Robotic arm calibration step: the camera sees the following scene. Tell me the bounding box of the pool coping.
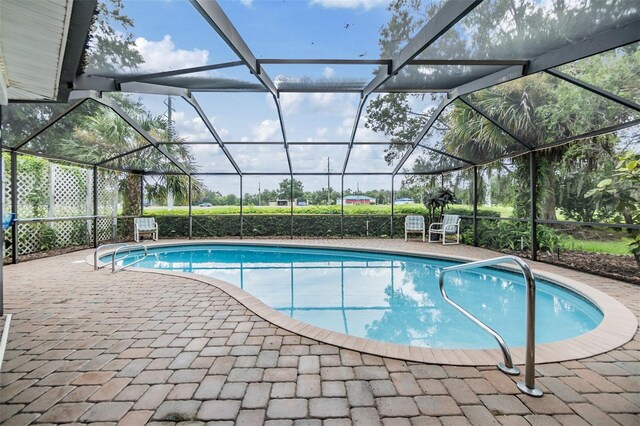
[88,239,638,366]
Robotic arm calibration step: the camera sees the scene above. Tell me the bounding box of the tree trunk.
[485,168,492,207]
[540,170,557,221]
[122,174,141,216]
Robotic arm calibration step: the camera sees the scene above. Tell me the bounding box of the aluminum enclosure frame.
[1,0,638,268]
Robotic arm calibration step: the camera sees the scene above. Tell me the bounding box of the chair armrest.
[429,222,443,231]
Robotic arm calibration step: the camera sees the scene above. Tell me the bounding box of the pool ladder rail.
[94,243,149,273]
[439,255,543,397]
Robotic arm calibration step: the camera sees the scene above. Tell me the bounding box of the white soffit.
[0,0,74,103]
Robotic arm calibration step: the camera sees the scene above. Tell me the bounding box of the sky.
[103,0,440,193]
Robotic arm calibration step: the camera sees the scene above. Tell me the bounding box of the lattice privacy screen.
[1,154,134,257]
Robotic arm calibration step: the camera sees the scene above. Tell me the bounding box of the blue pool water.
[109,244,603,350]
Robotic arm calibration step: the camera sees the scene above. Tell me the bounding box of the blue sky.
[112,0,415,192]
[100,0,445,194]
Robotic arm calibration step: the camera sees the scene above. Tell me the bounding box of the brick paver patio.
[0,239,638,425]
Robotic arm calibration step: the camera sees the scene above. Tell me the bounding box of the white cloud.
[172,111,211,141]
[279,92,304,114]
[133,35,209,72]
[240,0,253,6]
[310,0,389,10]
[323,66,335,78]
[251,119,281,142]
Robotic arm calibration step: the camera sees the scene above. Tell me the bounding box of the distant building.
[395,198,415,205]
[268,199,297,207]
[337,195,376,205]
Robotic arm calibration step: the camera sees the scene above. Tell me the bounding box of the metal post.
[0,106,3,316]
[10,152,18,265]
[140,175,144,216]
[327,157,331,205]
[530,152,537,261]
[290,176,294,239]
[390,175,395,238]
[473,166,478,247]
[340,175,344,239]
[93,166,98,248]
[518,260,542,397]
[239,176,243,239]
[188,175,193,239]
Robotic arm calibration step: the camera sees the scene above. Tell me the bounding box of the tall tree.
[276,178,305,200]
[368,0,639,221]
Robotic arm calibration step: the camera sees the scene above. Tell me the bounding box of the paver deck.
[1,239,638,425]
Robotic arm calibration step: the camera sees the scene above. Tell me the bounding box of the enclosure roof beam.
[183,94,242,175]
[362,0,483,97]
[409,59,529,66]
[396,165,469,175]
[532,118,640,153]
[257,59,528,66]
[528,19,640,74]
[118,82,190,97]
[417,143,476,166]
[111,61,245,84]
[450,18,640,99]
[17,147,96,168]
[545,69,640,113]
[391,96,454,176]
[95,144,152,167]
[158,141,413,145]
[271,94,293,175]
[341,95,369,175]
[458,97,533,150]
[12,98,87,151]
[90,94,191,176]
[190,0,278,96]
[449,65,524,99]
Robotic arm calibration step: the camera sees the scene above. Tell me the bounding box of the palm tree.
[56,99,202,215]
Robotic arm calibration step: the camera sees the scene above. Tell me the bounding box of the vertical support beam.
[188,175,193,240]
[530,152,538,261]
[239,176,243,239]
[93,166,98,248]
[290,176,294,239]
[390,175,395,238]
[10,152,18,265]
[140,175,144,216]
[0,106,4,316]
[473,166,478,247]
[340,175,344,239]
[86,169,92,245]
[48,163,55,218]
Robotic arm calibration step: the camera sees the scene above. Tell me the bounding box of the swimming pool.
[107,243,603,351]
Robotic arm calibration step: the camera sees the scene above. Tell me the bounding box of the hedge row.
[151,208,500,239]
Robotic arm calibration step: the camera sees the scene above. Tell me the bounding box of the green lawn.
[559,236,632,255]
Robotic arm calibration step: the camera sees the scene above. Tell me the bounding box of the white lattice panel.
[17,157,50,218]
[52,164,91,217]
[2,155,11,214]
[98,169,119,216]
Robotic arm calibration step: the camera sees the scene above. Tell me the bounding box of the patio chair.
[428,214,461,245]
[404,215,426,242]
[134,217,158,242]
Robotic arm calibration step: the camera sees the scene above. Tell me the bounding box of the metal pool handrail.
[111,244,148,273]
[94,243,129,270]
[439,255,543,397]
